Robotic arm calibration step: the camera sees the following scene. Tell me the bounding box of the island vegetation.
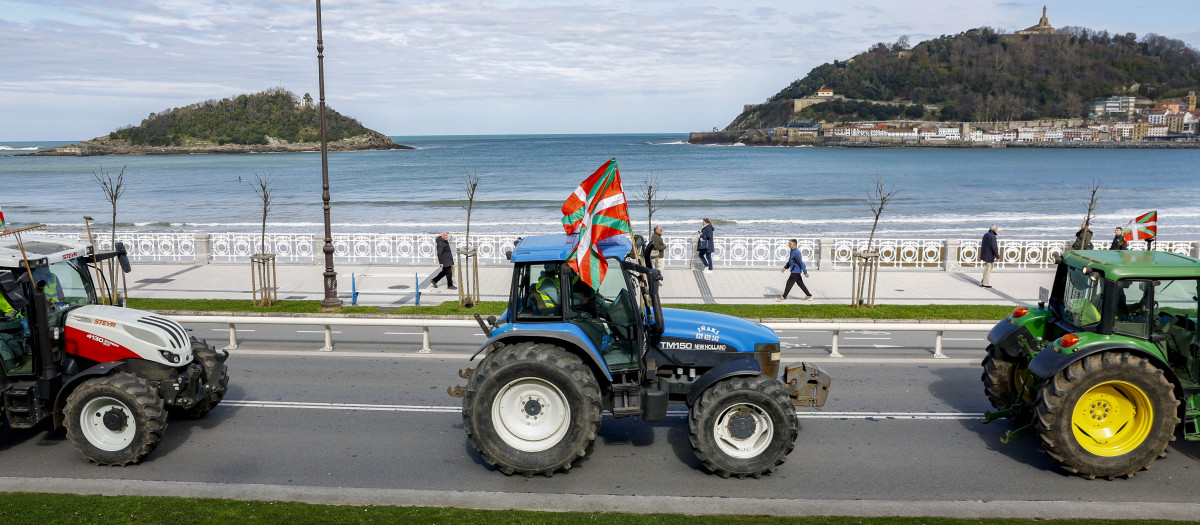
[35,88,408,156]
[770,27,1199,124]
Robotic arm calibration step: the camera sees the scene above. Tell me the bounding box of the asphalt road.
[3,328,1200,519]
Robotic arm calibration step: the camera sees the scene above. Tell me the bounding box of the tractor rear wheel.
[64,372,167,466]
[981,344,1033,422]
[462,342,602,477]
[1035,352,1179,479]
[173,340,229,419]
[689,374,797,478]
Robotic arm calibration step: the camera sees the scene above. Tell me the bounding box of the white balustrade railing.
[40,232,1200,269]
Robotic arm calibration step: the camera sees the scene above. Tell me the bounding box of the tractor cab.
[509,236,644,372]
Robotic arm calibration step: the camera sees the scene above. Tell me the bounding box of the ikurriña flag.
[1123,211,1157,243]
[0,203,5,229]
[561,158,632,289]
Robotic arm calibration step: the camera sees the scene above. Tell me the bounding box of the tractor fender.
[987,321,1038,359]
[686,358,762,408]
[52,360,127,427]
[472,329,612,383]
[1028,343,1183,399]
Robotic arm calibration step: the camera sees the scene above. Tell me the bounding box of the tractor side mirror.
[0,271,29,313]
[1150,333,1168,344]
[116,241,132,273]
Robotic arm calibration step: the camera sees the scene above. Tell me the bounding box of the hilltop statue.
[1018,6,1055,35]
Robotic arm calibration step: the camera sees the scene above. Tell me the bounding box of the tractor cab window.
[0,269,33,376]
[1150,279,1200,378]
[515,263,564,321]
[1113,280,1152,338]
[1063,266,1103,328]
[566,259,639,371]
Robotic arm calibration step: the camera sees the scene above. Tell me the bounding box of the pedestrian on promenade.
[697,219,714,273]
[431,231,457,290]
[649,225,666,272]
[1110,227,1126,250]
[778,239,812,301]
[980,224,999,288]
[1070,221,1094,251]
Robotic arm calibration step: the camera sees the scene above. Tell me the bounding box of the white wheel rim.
[492,377,570,452]
[79,396,136,452]
[713,402,774,459]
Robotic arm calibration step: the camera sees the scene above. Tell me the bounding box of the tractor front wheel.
[64,372,167,466]
[689,374,797,478]
[462,342,602,476]
[1035,352,1179,479]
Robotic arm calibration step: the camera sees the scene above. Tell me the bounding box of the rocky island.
[34,88,412,156]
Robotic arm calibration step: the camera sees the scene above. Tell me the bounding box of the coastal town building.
[1091,96,1137,116]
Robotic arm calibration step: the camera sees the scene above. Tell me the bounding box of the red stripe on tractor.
[65,326,140,362]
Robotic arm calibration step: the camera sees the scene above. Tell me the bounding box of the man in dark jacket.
[1110,227,1126,250]
[431,232,456,290]
[1071,222,1094,251]
[778,239,812,301]
[980,225,999,288]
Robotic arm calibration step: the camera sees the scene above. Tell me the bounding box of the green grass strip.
[126,298,1012,321]
[0,493,1182,525]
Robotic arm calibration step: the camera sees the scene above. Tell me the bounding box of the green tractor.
[982,249,1200,479]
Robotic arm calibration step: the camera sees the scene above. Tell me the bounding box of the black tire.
[1035,352,1179,479]
[64,372,167,466]
[688,374,798,478]
[462,342,602,477]
[173,339,230,419]
[981,344,1033,421]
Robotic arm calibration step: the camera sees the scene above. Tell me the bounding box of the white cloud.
[1,0,1198,140]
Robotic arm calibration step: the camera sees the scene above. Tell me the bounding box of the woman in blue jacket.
[697,218,715,272]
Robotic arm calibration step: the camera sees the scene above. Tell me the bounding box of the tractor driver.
[534,270,562,315]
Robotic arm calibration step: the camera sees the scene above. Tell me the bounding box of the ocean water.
[1,134,1198,240]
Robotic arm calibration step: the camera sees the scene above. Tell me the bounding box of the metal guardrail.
[172,315,994,358]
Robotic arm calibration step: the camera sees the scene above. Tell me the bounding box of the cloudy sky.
[2,0,1198,141]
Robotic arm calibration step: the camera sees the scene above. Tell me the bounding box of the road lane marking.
[845,337,892,340]
[219,400,984,419]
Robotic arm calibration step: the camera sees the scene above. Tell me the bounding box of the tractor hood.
[659,307,778,353]
[64,305,193,367]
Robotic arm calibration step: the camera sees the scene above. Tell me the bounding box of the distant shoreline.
[687,132,1200,149]
[27,131,413,157]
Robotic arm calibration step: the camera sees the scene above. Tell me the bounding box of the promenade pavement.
[120,261,1050,308]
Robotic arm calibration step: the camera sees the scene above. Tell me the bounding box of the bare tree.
[865,176,900,247]
[93,165,127,303]
[1074,179,1104,250]
[634,172,664,237]
[251,172,273,254]
[459,170,481,306]
[854,176,901,308]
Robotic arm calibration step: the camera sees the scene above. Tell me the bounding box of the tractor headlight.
[158,350,180,364]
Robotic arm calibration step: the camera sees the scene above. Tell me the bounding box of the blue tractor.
[449,234,830,478]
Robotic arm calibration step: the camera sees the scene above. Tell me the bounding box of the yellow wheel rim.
[1013,364,1033,403]
[1071,380,1153,457]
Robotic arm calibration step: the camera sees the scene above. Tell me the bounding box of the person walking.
[649,225,666,272]
[1070,221,1094,251]
[778,239,812,301]
[980,224,999,288]
[697,219,714,273]
[1110,227,1126,250]
[431,231,457,290]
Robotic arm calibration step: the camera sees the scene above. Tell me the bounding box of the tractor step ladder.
[1185,394,1200,441]
[3,382,39,428]
[610,382,642,418]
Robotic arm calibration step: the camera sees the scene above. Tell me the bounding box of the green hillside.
[108,88,374,146]
[768,27,1200,123]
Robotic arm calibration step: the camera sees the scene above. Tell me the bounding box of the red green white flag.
[561,159,632,289]
[0,203,5,229]
[1123,211,1157,242]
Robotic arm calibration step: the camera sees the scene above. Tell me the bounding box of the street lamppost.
[315,0,342,309]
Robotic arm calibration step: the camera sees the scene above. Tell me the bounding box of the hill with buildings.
[36,88,409,155]
[726,9,1200,130]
